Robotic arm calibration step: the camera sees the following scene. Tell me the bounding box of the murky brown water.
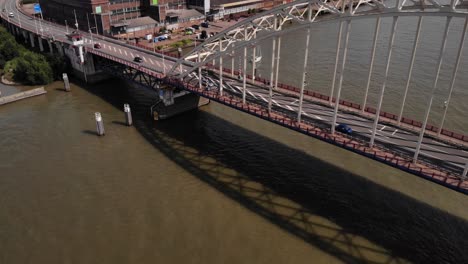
[1,78,467,263]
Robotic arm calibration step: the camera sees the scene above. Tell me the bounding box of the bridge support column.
[330,21,344,105]
[219,38,223,96]
[251,46,256,80]
[38,36,44,52]
[198,53,202,89]
[242,45,247,104]
[231,47,235,77]
[398,16,422,124]
[21,30,27,43]
[362,17,381,114]
[29,32,35,48]
[298,28,311,123]
[463,162,468,179]
[274,36,281,90]
[55,42,64,56]
[331,20,351,135]
[48,41,54,54]
[438,17,468,136]
[370,16,399,147]
[268,18,278,114]
[414,17,452,163]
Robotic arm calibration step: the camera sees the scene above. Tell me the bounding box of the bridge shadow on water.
[82,79,468,264]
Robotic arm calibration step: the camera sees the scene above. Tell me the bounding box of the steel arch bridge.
[2,0,468,193]
[166,0,468,181]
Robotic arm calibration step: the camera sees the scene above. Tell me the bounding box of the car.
[93,43,101,49]
[158,34,169,41]
[192,24,200,30]
[201,22,209,28]
[8,12,14,18]
[185,30,193,35]
[335,124,353,135]
[133,56,143,63]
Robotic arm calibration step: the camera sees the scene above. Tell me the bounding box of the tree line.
[0,25,67,85]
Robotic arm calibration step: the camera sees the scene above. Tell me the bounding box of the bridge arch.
[169,0,468,78]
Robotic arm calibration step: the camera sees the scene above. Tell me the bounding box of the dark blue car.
[336,124,353,135]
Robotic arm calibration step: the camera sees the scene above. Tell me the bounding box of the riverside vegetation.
[0,25,67,85]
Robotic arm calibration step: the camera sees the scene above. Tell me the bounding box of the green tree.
[14,52,53,85]
[0,39,20,60]
[45,53,68,80]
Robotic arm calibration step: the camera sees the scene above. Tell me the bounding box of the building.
[37,0,292,36]
[38,0,143,35]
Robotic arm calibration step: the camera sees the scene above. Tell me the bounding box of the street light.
[89,28,95,48]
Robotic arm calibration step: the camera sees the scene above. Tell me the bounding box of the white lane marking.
[247,90,257,99]
[259,95,268,102]
[392,129,398,135]
[119,49,122,54]
[423,144,449,154]
[149,59,154,65]
[107,45,111,50]
[313,115,323,120]
[379,125,386,131]
[143,57,147,62]
[113,47,117,52]
[103,44,106,48]
[124,50,128,56]
[448,161,465,169]
[272,99,280,106]
[291,99,298,105]
[285,105,293,111]
[130,52,134,58]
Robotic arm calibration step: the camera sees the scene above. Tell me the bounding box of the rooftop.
[113,16,157,28]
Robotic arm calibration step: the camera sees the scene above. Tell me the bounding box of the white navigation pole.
[413,17,452,163]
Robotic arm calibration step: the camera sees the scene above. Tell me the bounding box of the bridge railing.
[207,63,468,145]
[163,77,467,194]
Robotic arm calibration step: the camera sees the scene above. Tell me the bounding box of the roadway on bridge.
[2,0,467,177]
[193,71,468,174]
[0,0,188,74]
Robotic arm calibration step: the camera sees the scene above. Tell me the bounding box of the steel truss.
[169,0,468,78]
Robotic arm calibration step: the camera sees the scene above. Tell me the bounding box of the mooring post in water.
[63,73,70,92]
[95,112,105,136]
[124,104,133,126]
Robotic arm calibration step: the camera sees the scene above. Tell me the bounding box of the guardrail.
[165,78,468,195]
[214,65,468,144]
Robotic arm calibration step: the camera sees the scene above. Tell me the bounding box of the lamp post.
[89,29,94,48]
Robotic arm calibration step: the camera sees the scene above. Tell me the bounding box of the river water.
[1,11,468,264]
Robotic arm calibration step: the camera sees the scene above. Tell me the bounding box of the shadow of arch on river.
[81,78,468,264]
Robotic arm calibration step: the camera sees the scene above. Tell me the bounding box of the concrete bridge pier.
[48,41,53,54]
[29,32,35,48]
[55,42,64,56]
[37,36,44,52]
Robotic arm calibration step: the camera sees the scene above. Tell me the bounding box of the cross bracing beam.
[169,0,468,78]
